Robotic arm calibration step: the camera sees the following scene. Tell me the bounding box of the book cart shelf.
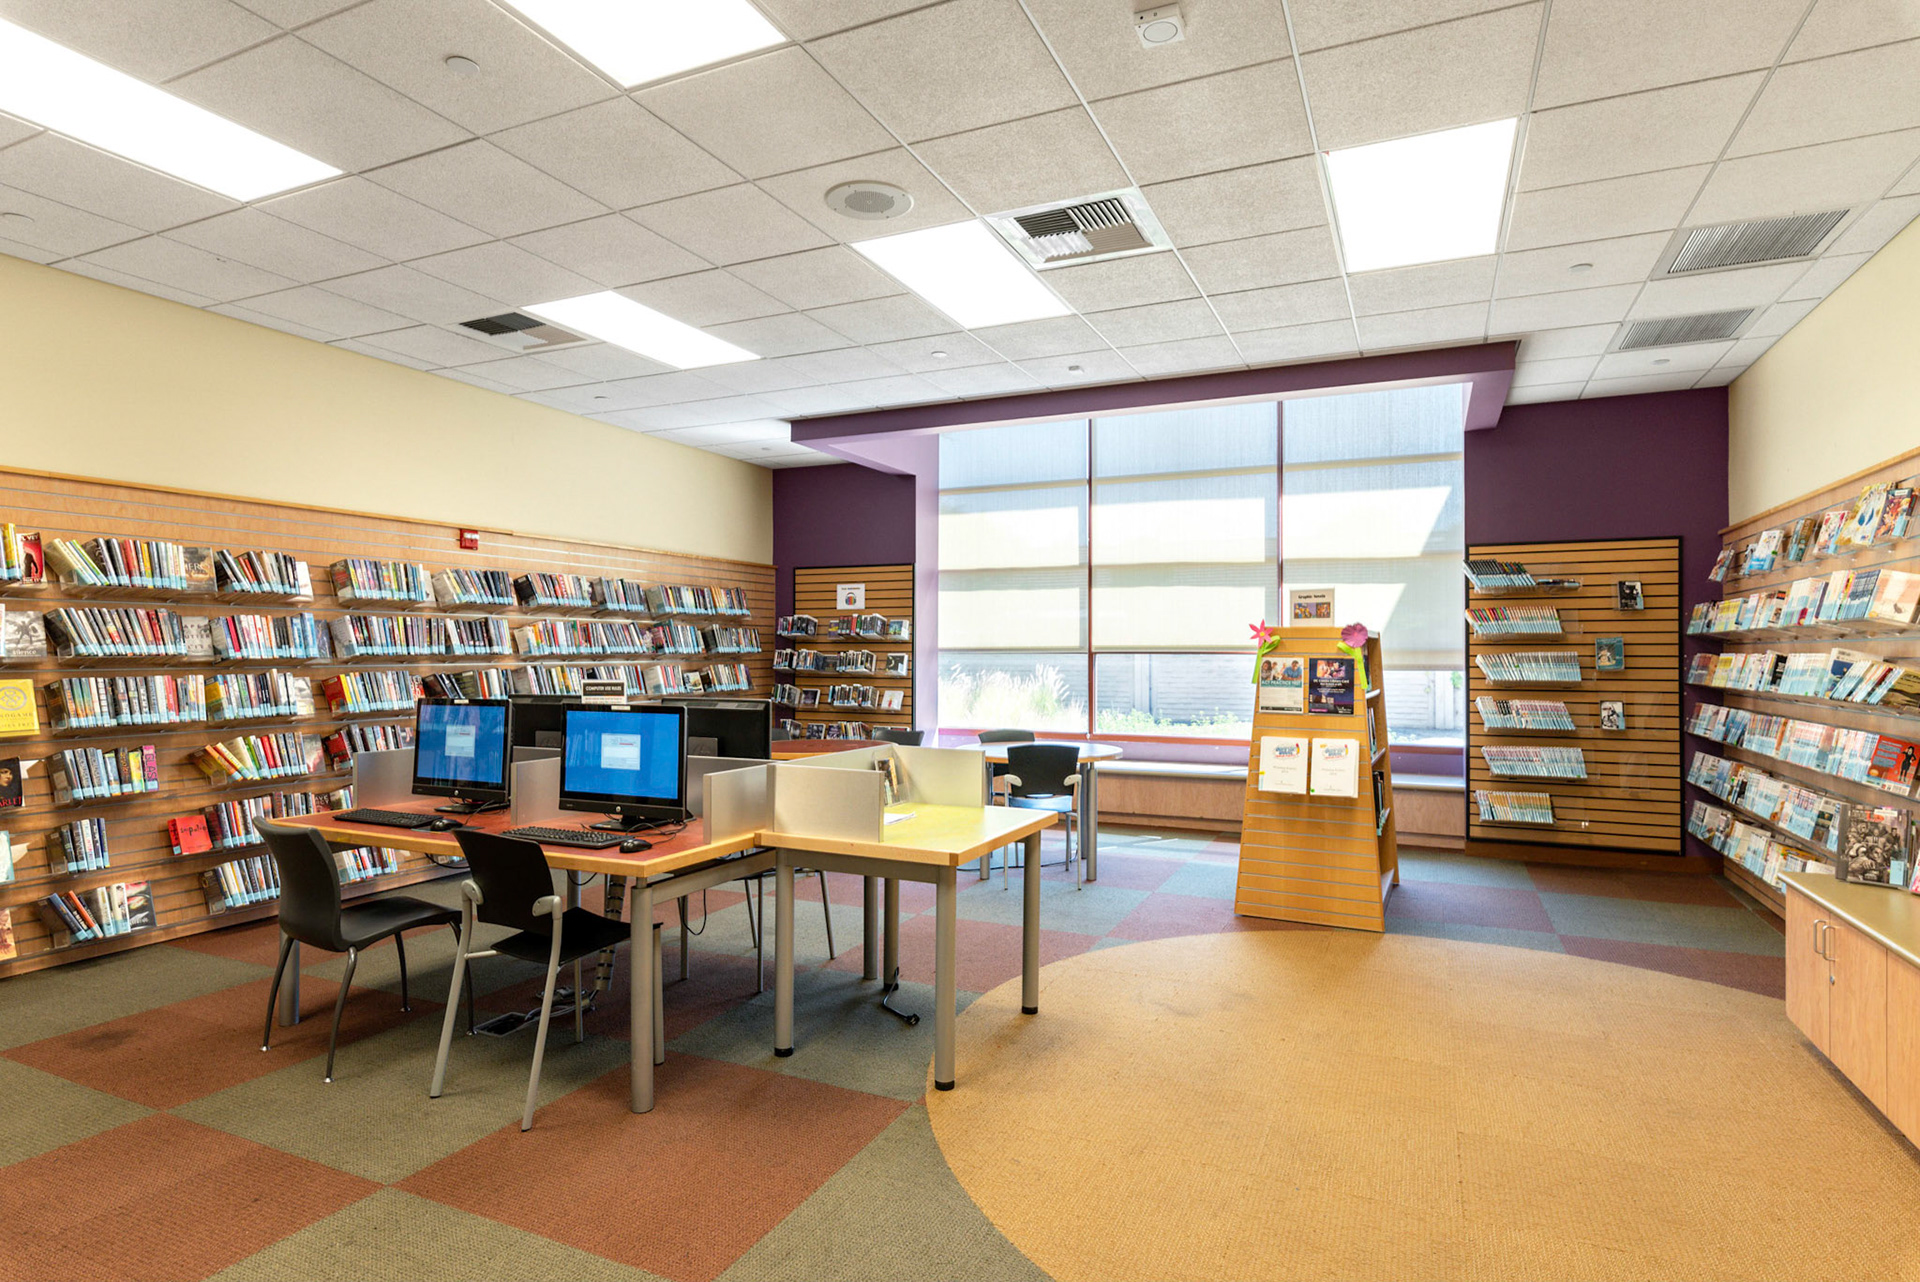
[1465,538,1685,864]
[0,467,771,976]
[774,563,915,740]
[1688,445,1920,918]
[1234,628,1398,931]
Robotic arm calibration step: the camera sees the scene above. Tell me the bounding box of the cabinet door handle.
[1814,919,1828,959]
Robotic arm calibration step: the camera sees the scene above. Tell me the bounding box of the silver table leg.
[933,866,957,1090]
[629,878,656,1113]
[773,854,795,1057]
[862,875,881,981]
[678,897,690,981]
[277,940,300,1026]
[1080,760,1099,882]
[1022,831,1041,1014]
[883,878,900,980]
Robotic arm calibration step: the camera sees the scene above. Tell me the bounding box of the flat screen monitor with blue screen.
[413,698,512,813]
[559,705,686,829]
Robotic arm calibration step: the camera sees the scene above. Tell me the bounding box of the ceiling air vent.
[458,311,585,352]
[985,189,1172,269]
[1662,210,1848,275]
[1616,310,1754,351]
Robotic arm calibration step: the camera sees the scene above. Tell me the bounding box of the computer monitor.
[558,704,687,831]
[658,699,772,760]
[508,694,576,751]
[412,698,512,814]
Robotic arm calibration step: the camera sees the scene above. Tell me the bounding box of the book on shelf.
[50,817,111,873]
[430,567,513,608]
[1480,746,1587,779]
[212,549,308,597]
[1839,804,1910,888]
[1475,790,1554,824]
[330,558,431,604]
[1,826,16,883]
[883,652,909,676]
[514,572,594,609]
[1,607,47,657]
[44,537,191,591]
[1,525,45,583]
[1476,697,1577,731]
[1466,605,1563,635]
[1474,651,1582,683]
[49,746,160,804]
[34,880,156,942]
[0,757,20,809]
[0,907,14,961]
[0,678,38,737]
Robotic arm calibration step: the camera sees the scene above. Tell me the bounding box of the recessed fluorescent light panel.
[0,18,338,200]
[1324,118,1518,273]
[853,220,1072,329]
[524,292,758,370]
[497,0,784,87]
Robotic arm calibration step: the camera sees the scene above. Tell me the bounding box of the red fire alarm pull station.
[458,529,480,550]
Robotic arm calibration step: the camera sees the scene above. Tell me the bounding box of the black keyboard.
[501,825,628,850]
[334,808,439,830]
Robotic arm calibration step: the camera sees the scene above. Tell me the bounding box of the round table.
[976,741,1122,881]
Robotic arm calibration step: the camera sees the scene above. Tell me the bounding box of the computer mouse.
[428,818,465,832]
[619,837,653,853]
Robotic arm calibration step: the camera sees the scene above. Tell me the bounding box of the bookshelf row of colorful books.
[33,882,156,944]
[1463,560,1580,593]
[1473,790,1555,824]
[201,845,399,913]
[168,788,345,857]
[1688,751,1844,854]
[775,719,881,741]
[1474,651,1583,683]
[48,817,110,873]
[1712,477,1914,582]
[1685,701,1919,796]
[775,613,912,641]
[189,733,328,784]
[1685,649,1920,711]
[1479,746,1588,779]
[774,649,910,676]
[1689,801,1833,888]
[322,722,412,769]
[1465,605,1566,636]
[1473,697,1576,731]
[1687,568,1920,635]
[44,674,211,729]
[50,746,160,804]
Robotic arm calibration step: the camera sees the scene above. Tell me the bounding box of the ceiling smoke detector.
[986,188,1172,269]
[824,180,913,221]
[458,311,586,352]
[1135,4,1184,47]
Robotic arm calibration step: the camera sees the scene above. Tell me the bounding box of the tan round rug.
[926,930,1920,1282]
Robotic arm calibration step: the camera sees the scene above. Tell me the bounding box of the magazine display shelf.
[779,563,915,739]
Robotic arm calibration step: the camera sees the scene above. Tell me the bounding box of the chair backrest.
[257,819,346,951]
[1004,744,1081,798]
[873,727,924,746]
[453,830,559,933]
[977,729,1037,745]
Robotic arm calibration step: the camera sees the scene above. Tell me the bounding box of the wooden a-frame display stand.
[1234,627,1399,931]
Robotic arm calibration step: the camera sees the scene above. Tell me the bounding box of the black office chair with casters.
[1004,744,1083,888]
[256,818,464,1083]
[873,727,923,746]
[977,730,1036,877]
[432,829,635,1131]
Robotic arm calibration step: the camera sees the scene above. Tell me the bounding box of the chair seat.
[492,907,630,967]
[337,896,460,951]
[1008,794,1074,814]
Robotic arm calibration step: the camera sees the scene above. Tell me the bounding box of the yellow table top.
[759,803,1057,868]
[1780,871,1920,969]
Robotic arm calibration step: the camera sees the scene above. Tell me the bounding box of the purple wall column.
[1464,387,1728,860]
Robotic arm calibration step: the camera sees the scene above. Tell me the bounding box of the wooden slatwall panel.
[1466,538,1682,856]
[1235,630,1397,932]
[0,467,772,976]
[1707,446,1920,916]
[786,564,914,733]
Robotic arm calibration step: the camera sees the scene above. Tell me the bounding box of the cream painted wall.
[1729,216,1920,522]
[0,255,773,564]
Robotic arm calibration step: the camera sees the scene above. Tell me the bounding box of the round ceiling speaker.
[824,181,913,221]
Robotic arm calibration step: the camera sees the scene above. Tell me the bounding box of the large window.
[938,388,1465,745]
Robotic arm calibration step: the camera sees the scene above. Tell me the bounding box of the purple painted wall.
[770,463,916,620]
[1465,386,1729,860]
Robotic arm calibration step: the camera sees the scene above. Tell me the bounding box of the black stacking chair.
[873,727,924,746]
[256,818,464,1083]
[431,829,636,1131]
[1004,743,1084,888]
[977,729,1037,877]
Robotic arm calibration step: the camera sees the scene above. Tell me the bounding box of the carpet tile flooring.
[0,827,1795,1281]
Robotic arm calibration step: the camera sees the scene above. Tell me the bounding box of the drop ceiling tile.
[1831,196,1920,254]
[1713,335,1778,367]
[1090,61,1312,187]
[1693,365,1742,387]
[1519,74,1765,192]
[510,214,709,288]
[689,355,825,395]
[410,242,600,307]
[971,314,1108,359]
[1354,302,1488,350]
[1787,0,1920,62]
[1504,166,1711,251]
[1022,0,1290,100]
[1689,130,1920,225]
[752,0,933,40]
[651,420,793,448]
[808,0,1079,141]
[630,183,832,265]
[0,0,276,80]
[912,108,1128,214]
[1486,282,1640,331]
[918,362,1045,398]
[433,365,520,395]
[230,0,357,25]
[517,385,633,415]
[366,141,607,239]
[637,46,895,180]
[598,406,696,431]
[728,246,902,311]
[77,236,297,303]
[783,346,911,383]
[1732,41,1920,156]
[168,35,467,172]
[1506,381,1586,404]
[0,134,237,232]
[705,311,853,358]
[299,0,616,133]
[757,148,972,241]
[0,234,56,263]
[1347,256,1496,315]
[491,98,739,211]
[209,300,340,341]
[1042,253,1199,313]
[1497,233,1670,297]
[530,341,672,381]
[1208,277,1351,332]
[548,370,729,412]
[0,183,142,257]
[1016,348,1141,387]
[1298,4,1542,150]
[1532,0,1806,108]
[1144,157,1327,248]
[162,208,382,281]
[1178,226,1340,294]
[1506,323,1619,358]
[1510,354,1600,386]
[1593,341,1733,379]
[457,354,592,392]
[649,395,791,428]
[321,264,505,325]
[866,332,1003,373]
[1893,164,1920,197]
[0,114,38,149]
[1085,298,1224,346]
[1778,252,1872,301]
[809,293,954,344]
[1746,297,1821,337]
[237,283,419,337]
[58,260,216,308]
[1116,335,1245,377]
[1287,0,1520,52]
[329,337,436,370]
[1580,371,1703,398]
[760,384,882,416]
[837,373,952,406]
[351,324,514,368]
[1231,319,1358,365]
[259,177,489,261]
[619,270,790,327]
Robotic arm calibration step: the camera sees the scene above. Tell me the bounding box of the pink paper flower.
[1250,621,1275,645]
[1341,622,1369,648]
